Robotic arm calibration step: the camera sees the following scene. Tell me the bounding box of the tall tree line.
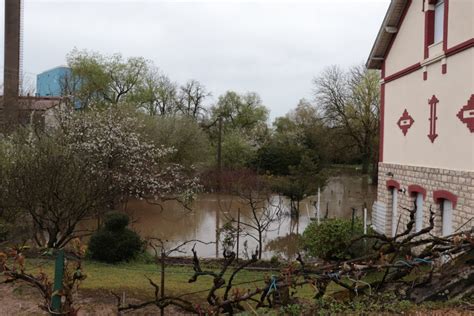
[60,49,380,179]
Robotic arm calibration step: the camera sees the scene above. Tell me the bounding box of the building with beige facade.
[367,0,473,236]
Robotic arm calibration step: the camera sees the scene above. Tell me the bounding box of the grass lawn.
[26,258,321,302]
[24,258,422,301]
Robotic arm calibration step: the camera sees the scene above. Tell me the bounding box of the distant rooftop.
[38,65,71,75]
[0,95,62,111]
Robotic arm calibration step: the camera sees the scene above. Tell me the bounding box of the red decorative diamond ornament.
[457,94,474,133]
[397,109,415,136]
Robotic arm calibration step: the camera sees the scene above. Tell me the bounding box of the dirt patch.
[0,284,194,315]
[0,283,44,315]
[0,284,116,316]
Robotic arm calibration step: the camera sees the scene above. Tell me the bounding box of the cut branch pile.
[116,202,474,314]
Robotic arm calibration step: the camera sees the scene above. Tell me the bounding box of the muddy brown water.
[104,175,376,260]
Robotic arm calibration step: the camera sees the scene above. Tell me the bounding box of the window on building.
[415,193,424,232]
[441,199,453,236]
[391,188,398,237]
[434,0,445,43]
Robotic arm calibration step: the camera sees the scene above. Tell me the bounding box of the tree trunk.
[361,152,369,174]
[47,230,58,249]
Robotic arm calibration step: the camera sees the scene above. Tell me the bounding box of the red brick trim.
[386,180,400,191]
[384,38,473,82]
[446,38,474,57]
[443,0,449,52]
[441,63,447,74]
[384,63,422,83]
[424,8,435,59]
[379,62,386,162]
[408,185,427,200]
[380,2,471,83]
[423,71,428,81]
[433,190,457,209]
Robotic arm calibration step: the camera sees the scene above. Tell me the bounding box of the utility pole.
[2,0,21,130]
[217,116,223,190]
[216,116,223,258]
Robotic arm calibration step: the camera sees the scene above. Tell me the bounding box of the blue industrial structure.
[36,66,83,108]
[36,66,71,97]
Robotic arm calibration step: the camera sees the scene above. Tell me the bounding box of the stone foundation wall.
[374,163,474,236]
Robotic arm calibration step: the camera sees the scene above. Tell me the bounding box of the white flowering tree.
[57,107,199,203]
[0,108,199,249]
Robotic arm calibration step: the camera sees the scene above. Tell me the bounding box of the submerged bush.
[88,212,143,263]
[302,218,373,261]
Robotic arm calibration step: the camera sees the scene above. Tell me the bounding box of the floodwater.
[121,175,376,260]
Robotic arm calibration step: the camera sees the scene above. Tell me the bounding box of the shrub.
[88,212,143,263]
[302,218,373,261]
[104,212,130,231]
[270,255,280,266]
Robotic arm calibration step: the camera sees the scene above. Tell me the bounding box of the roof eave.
[366,0,409,70]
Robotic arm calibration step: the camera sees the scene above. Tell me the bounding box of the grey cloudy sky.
[1,0,390,119]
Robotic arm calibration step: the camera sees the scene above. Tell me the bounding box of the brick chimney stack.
[2,0,21,129]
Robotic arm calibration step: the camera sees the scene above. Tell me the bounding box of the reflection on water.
[117,175,376,260]
[264,233,302,259]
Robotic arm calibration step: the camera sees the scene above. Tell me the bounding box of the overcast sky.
[1,0,390,119]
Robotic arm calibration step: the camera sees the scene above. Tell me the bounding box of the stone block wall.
[374,162,474,236]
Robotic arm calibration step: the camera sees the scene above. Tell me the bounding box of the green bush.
[302,218,372,261]
[88,212,143,263]
[104,212,130,231]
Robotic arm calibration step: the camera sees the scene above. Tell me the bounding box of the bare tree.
[313,65,380,174]
[19,73,36,96]
[222,171,283,259]
[130,68,179,116]
[177,79,211,119]
[0,134,111,248]
[58,70,82,108]
[142,239,214,316]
